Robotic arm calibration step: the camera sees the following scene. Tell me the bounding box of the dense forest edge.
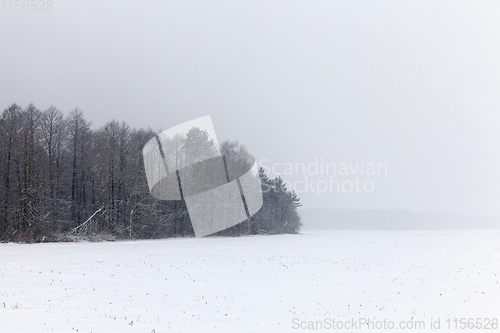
[0,103,302,243]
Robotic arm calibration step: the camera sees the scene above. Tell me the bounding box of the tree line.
[0,103,302,242]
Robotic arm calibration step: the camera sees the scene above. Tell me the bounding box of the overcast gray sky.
[1,0,499,217]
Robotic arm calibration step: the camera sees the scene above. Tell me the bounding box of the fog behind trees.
[300,209,500,230]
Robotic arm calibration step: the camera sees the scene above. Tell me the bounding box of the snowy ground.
[1,230,499,332]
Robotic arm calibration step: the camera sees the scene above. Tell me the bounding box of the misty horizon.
[1,1,499,218]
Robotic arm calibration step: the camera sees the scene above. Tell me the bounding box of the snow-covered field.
[1,230,499,332]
